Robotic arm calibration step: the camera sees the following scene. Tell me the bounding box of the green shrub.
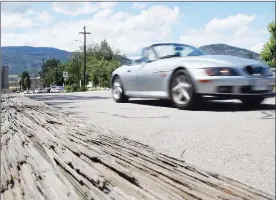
[80,85,88,92]
[72,84,79,92]
[65,85,72,92]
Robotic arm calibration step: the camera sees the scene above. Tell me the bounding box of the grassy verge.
[64,87,110,93]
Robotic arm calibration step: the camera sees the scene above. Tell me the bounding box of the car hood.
[171,55,264,68]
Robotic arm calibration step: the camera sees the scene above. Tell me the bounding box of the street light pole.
[79,26,91,87]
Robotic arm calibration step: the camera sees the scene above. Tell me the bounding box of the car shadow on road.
[28,94,111,102]
[128,99,276,112]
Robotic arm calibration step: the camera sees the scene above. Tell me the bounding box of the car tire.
[240,96,264,108]
[170,69,201,110]
[112,77,129,103]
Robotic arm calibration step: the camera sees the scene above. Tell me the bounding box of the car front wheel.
[170,69,201,110]
[112,77,129,103]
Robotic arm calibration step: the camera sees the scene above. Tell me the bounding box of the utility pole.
[42,58,45,88]
[34,68,37,89]
[79,26,91,86]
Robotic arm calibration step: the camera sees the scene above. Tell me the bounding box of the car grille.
[240,86,272,94]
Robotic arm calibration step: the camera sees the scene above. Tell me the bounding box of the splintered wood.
[1,94,274,200]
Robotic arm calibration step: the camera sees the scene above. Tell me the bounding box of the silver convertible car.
[111,43,275,109]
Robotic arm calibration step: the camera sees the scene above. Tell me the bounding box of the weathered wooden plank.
[1,94,275,200]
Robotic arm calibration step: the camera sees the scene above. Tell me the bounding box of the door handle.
[127,69,131,72]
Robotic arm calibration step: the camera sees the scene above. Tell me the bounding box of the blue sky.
[1,2,275,57]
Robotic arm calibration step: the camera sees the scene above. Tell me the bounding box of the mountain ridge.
[199,44,260,60]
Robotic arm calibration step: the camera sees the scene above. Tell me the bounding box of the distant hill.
[1,46,72,75]
[199,44,260,60]
[1,46,132,75]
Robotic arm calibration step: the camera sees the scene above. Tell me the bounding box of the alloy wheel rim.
[171,75,192,105]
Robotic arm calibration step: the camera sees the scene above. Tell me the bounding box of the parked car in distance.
[23,90,32,94]
[111,43,275,110]
[41,88,47,93]
[34,88,43,93]
[50,86,61,93]
[58,86,65,92]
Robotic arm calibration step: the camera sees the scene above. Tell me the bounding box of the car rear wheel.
[112,77,129,103]
[240,96,264,108]
[170,69,201,110]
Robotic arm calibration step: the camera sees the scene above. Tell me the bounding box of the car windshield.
[152,44,207,59]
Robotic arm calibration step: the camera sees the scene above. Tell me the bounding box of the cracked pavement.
[28,91,275,195]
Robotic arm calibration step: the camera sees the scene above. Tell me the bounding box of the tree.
[86,40,120,87]
[99,40,113,60]
[19,80,22,90]
[24,77,31,90]
[260,21,276,68]
[21,71,31,90]
[39,58,63,86]
[63,40,121,88]
[64,55,82,86]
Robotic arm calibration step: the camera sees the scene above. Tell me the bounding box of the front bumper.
[194,76,275,98]
[200,92,275,100]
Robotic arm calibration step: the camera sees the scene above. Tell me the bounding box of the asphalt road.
[28,91,275,195]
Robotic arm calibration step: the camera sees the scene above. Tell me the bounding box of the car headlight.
[262,67,273,76]
[204,67,239,76]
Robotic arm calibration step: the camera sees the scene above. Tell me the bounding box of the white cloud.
[111,12,131,21]
[250,43,265,53]
[99,2,117,9]
[1,3,40,30]
[132,2,147,10]
[25,9,38,16]
[52,2,99,16]
[93,9,113,20]
[2,5,181,55]
[1,10,53,30]
[1,2,34,13]
[1,12,33,29]
[37,12,53,24]
[205,14,255,32]
[51,2,117,16]
[180,14,268,53]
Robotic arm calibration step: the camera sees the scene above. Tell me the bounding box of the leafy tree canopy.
[39,58,63,86]
[260,21,276,68]
[20,71,31,90]
[39,40,122,89]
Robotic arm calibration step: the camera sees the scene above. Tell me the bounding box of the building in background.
[9,74,20,90]
[30,76,43,89]
[9,76,44,90]
[1,66,9,90]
